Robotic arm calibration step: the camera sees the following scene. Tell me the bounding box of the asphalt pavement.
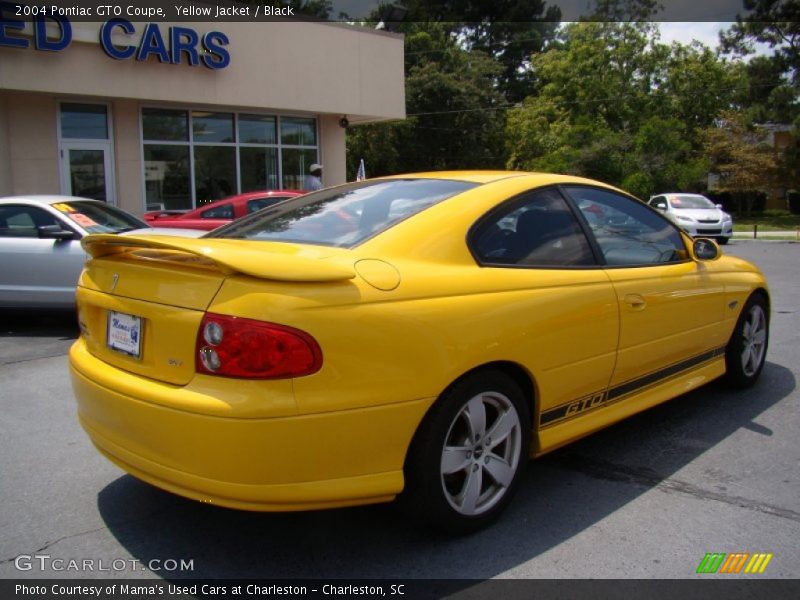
[0,240,798,581]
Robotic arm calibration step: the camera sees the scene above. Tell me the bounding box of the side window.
[246,197,283,213]
[0,206,61,238]
[471,187,595,267]
[564,186,687,267]
[201,203,234,219]
[649,196,668,211]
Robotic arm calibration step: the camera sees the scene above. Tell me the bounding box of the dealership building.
[0,15,404,214]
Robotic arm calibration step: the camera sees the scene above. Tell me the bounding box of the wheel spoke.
[741,346,752,372]
[459,466,482,513]
[484,456,514,487]
[466,396,486,442]
[485,410,518,448]
[742,321,751,342]
[753,329,766,345]
[441,446,471,475]
[750,346,761,368]
[751,308,762,333]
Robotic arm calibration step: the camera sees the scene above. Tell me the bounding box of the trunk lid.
[76,234,356,385]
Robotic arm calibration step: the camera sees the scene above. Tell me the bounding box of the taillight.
[196,313,322,379]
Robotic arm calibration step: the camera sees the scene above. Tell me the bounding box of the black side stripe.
[539,346,726,428]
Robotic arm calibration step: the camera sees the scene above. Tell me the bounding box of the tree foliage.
[347,22,506,177]
[505,21,727,198]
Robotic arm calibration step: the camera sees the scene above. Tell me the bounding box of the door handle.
[624,294,647,311]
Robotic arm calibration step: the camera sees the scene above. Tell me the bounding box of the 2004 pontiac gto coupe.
[69,172,769,532]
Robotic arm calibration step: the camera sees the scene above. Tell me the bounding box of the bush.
[788,190,800,215]
[704,190,767,216]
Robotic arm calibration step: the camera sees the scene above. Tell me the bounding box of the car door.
[0,204,85,307]
[469,187,619,443]
[564,186,727,393]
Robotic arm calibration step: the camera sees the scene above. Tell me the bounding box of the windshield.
[51,201,148,233]
[668,195,715,209]
[207,179,477,248]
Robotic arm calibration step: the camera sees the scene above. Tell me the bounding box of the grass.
[733,210,800,232]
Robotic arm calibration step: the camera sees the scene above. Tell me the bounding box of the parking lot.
[0,241,798,581]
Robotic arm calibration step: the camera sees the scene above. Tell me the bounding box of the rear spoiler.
[82,234,356,283]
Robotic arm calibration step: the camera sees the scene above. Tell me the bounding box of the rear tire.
[724,293,769,388]
[399,370,531,534]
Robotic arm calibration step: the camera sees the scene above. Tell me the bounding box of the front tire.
[724,293,769,388]
[718,237,729,245]
[399,370,531,534]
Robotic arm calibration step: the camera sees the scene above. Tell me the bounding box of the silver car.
[0,195,203,309]
[648,193,733,245]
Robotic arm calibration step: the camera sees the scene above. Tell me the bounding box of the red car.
[144,190,303,231]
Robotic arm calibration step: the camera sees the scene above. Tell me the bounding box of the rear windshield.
[668,195,715,209]
[51,201,148,233]
[207,179,477,248]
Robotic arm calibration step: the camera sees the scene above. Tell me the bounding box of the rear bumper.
[70,340,433,511]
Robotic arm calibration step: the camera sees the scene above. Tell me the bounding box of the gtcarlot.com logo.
[696,552,773,574]
[14,554,194,573]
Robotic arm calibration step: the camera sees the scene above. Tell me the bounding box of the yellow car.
[69,172,769,533]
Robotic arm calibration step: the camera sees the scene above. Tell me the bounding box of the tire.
[399,370,531,534]
[724,293,769,388]
[718,237,729,245]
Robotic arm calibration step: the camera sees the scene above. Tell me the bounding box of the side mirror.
[38,224,77,241]
[693,238,721,261]
[655,205,666,212]
[715,204,723,210]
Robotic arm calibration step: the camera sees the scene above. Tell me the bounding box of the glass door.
[58,102,116,203]
[60,142,115,202]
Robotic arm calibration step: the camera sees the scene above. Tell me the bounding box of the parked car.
[144,190,304,231]
[0,195,203,309]
[69,173,769,533]
[648,193,733,244]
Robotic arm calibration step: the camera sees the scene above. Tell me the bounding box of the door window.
[0,205,63,237]
[564,187,687,266]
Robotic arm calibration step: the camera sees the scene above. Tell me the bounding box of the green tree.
[347,22,506,178]
[702,110,779,214]
[505,21,734,198]
[720,0,800,84]
[396,1,561,101]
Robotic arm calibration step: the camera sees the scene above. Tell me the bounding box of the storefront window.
[193,111,234,143]
[238,114,276,144]
[240,147,279,191]
[141,109,317,208]
[282,148,317,191]
[142,108,188,141]
[143,145,190,211]
[194,146,236,204]
[60,104,108,140]
[281,117,316,146]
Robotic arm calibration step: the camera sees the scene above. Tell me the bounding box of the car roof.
[0,195,100,205]
[380,171,528,184]
[377,171,630,194]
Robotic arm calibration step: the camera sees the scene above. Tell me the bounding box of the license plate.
[107,311,143,358]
